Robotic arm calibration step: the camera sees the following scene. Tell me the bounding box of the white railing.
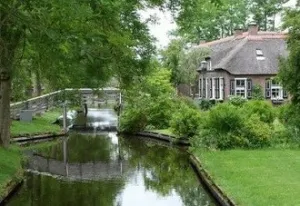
[9,88,119,119]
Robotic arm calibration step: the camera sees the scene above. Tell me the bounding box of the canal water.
[6,110,215,206]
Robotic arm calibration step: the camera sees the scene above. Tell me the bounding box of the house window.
[230,78,252,98]
[209,78,213,98]
[265,78,286,100]
[235,78,247,98]
[215,78,220,99]
[256,49,265,60]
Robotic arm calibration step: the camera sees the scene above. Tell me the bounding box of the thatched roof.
[199,31,288,75]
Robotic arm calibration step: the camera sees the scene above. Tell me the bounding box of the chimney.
[234,28,243,37]
[248,22,258,35]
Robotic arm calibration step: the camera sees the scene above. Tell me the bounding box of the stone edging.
[136,131,190,146]
[136,130,236,206]
[0,175,23,206]
[189,154,236,206]
[11,132,66,143]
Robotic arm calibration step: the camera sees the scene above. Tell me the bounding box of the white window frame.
[271,80,283,100]
[235,78,247,98]
[211,77,215,100]
[219,77,224,100]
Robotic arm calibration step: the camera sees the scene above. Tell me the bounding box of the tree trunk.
[0,68,11,148]
[36,70,42,96]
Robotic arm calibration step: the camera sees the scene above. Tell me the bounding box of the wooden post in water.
[63,101,67,133]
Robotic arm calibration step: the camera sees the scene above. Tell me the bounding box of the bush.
[170,104,203,138]
[207,103,245,133]
[198,99,215,110]
[120,108,148,133]
[242,100,276,124]
[241,114,272,148]
[228,95,247,107]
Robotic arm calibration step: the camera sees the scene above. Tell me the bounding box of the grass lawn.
[11,109,62,137]
[0,147,22,199]
[194,149,300,206]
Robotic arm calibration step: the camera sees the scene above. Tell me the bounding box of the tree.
[0,0,157,147]
[175,0,249,42]
[160,39,186,87]
[278,8,300,104]
[249,0,288,31]
[178,46,211,96]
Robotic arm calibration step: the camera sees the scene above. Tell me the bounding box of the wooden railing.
[9,88,119,119]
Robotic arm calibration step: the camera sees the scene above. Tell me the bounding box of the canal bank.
[136,130,236,206]
[5,132,216,206]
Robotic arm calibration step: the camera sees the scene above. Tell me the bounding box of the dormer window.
[256,49,265,60]
[205,57,212,70]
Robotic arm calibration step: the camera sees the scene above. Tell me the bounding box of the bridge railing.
[10,88,119,119]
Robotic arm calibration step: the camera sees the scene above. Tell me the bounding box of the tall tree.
[175,0,249,42]
[249,0,288,31]
[278,8,300,103]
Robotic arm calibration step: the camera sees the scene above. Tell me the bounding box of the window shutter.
[283,89,288,99]
[265,79,271,99]
[230,79,235,95]
[203,78,206,99]
[210,78,213,98]
[247,79,252,99]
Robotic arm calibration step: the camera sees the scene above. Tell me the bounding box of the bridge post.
[63,101,68,133]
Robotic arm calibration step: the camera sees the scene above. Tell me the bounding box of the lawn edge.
[135,131,190,146]
[189,154,236,206]
[136,130,236,206]
[0,169,24,206]
[11,132,66,143]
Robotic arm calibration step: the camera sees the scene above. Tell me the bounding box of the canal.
[6,110,216,206]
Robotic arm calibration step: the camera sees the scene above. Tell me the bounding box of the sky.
[141,0,297,48]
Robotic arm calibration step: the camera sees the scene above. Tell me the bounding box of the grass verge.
[11,109,62,137]
[0,147,23,199]
[193,149,300,206]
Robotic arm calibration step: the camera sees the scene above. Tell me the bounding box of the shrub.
[207,103,244,133]
[228,95,247,107]
[198,99,215,110]
[241,114,272,148]
[170,104,203,138]
[242,100,276,124]
[252,84,264,100]
[120,108,148,133]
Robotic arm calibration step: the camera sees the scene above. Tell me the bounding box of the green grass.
[194,149,300,206]
[0,147,22,198]
[149,128,177,137]
[11,109,62,137]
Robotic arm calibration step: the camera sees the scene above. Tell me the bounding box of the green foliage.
[170,103,202,138]
[161,41,211,88]
[279,9,300,105]
[250,0,288,31]
[120,68,176,133]
[176,0,250,42]
[252,84,264,100]
[242,114,272,148]
[228,95,247,107]
[242,100,276,124]
[192,100,277,149]
[197,99,215,110]
[208,103,244,133]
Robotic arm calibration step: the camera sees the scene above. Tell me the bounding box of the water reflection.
[7,132,215,206]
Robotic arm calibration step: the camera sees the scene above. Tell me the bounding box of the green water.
[7,133,215,206]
